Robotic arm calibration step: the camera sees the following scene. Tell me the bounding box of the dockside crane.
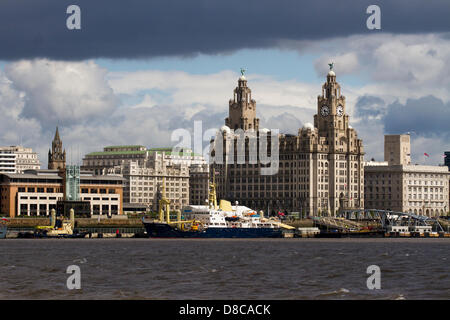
[158,177,171,223]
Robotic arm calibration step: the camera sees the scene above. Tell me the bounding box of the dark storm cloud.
[1,0,449,60]
[382,95,450,137]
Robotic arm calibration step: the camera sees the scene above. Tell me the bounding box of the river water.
[0,238,448,300]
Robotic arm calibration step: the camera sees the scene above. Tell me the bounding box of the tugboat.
[18,208,88,238]
[142,173,294,238]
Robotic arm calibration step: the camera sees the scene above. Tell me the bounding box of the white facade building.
[365,163,449,216]
[0,146,40,173]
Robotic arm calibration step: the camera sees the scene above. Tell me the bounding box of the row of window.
[81,188,117,194]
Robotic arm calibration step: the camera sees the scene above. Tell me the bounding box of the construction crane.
[208,168,218,210]
[158,177,171,223]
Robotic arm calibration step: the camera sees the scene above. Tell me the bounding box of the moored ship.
[142,173,293,238]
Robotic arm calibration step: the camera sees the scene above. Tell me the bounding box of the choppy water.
[0,238,449,300]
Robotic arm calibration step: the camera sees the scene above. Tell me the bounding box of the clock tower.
[225,70,259,131]
[314,64,351,149]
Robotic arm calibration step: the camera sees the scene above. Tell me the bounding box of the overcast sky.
[0,0,449,166]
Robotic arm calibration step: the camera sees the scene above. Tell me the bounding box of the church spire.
[48,126,66,170]
[54,126,61,142]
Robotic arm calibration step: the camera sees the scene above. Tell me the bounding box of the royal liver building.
[210,66,364,216]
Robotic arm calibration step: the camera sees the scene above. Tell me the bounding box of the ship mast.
[158,177,171,223]
[209,168,218,210]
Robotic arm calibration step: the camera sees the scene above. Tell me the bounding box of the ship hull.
[144,222,283,238]
[17,231,88,239]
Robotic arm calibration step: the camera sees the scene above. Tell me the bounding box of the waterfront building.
[210,67,365,216]
[82,146,206,175]
[82,145,150,175]
[0,169,124,217]
[83,145,207,210]
[189,163,209,205]
[48,127,66,170]
[0,128,124,217]
[112,159,189,211]
[364,164,449,216]
[364,136,449,216]
[0,146,41,173]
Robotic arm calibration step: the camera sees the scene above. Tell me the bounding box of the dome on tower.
[328,70,335,76]
[220,125,231,134]
[303,122,314,130]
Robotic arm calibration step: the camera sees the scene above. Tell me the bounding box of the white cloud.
[5,59,118,126]
[108,70,319,113]
[287,33,450,103]
[314,52,359,76]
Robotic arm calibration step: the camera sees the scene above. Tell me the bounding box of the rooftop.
[104,145,146,149]
[85,150,148,156]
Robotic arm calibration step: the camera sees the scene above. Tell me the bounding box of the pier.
[311,209,450,237]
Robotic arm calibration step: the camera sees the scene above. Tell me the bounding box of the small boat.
[18,208,87,239]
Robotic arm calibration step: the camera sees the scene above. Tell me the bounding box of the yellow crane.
[209,169,218,210]
[158,177,171,223]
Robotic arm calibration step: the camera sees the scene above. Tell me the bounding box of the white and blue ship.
[143,173,293,238]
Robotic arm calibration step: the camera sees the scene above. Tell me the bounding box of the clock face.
[337,105,344,116]
[320,105,330,117]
